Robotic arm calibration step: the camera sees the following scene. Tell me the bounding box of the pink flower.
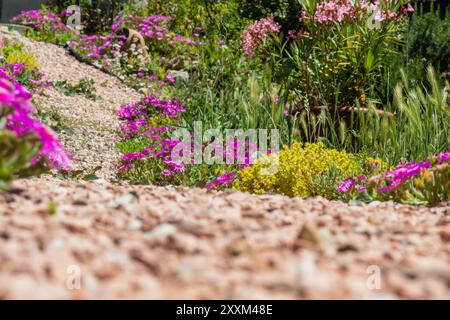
[162,169,172,177]
[166,74,175,83]
[243,17,281,55]
[0,78,71,170]
[338,179,357,192]
[206,172,237,189]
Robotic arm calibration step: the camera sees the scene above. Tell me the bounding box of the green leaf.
[365,49,374,72]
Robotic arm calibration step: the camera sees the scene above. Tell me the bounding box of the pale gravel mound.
[0,177,448,299]
[0,28,142,181]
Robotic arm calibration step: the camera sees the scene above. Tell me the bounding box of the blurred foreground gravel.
[0,177,449,299]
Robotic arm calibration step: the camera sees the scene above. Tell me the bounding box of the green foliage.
[0,130,48,190]
[357,66,450,163]
[406,4,450,76]
[54,78,99,100]
[1,42,39,70]
[379,4,450,102]
[28,29,78,46]
[238,0,303,32]
[78,0,123,34]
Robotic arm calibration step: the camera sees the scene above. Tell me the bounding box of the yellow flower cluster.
[233,142,361,197]
[5,51,39,70]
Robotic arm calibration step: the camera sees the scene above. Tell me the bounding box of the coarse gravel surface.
[0,177,449,299]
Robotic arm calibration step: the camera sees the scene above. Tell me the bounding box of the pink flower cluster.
[338,149,450,194]
[69,34,126,61]
[118,93,266,183]
[118,95,186,121]
[0,78,71,170]
[205,172,236,189]
[305,0,414,25]
[0,63,51,93]
[112,14,199,46]
[11,10,71,34]
[243,17,281,55]
[117,94,187,176]
[312,0,357,23]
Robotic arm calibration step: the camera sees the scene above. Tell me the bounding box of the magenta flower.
[337,178,357,192]
[206,172,237,189]
[11,9,78,38]
[338,149,449,195]
[0,78,71,170]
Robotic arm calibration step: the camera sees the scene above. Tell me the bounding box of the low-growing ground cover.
[0,36,71,189]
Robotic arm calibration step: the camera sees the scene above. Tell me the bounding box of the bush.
[233,142,362,198]
[1,42,39,70]
[238,0,303,33]
[78,0,123,34]
[0,78,71,189]
[339,149,450,206]
[0,41,50,93]
[379,4,450,102]
[248,0,414,108]
[11,9,78,45]
[406,4,450,77]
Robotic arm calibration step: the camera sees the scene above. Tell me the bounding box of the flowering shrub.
[244,0,414,107]
[117,93,188,182]
[117,93,268,187]
[232,142,361,197]
[11,9,78,44]
[0,78,71,188]
[0,63,50,94]
[69,34,126,62]
[11,10,70,34]
[339,150,450,205]
[242,17,281,55]
[0,41,51,94]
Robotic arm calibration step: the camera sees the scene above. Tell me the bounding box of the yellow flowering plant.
[233,142,362,198]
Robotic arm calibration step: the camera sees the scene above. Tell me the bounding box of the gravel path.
[1,28,141,181]
[0,177,449,299]
[29,41,141,180]
[0,29,449,300]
